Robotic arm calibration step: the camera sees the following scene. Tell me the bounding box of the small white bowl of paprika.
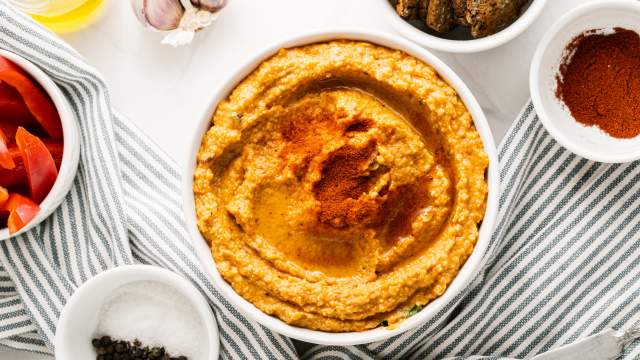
[530,0,640,163]
[0,50,80,240]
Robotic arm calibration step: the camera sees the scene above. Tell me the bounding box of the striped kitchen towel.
[0,3,296,359]
[0,2,638,360]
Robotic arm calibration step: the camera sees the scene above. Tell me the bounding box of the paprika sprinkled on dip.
[555,28,640,139]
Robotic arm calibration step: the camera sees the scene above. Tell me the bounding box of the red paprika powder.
[556,28,640,139]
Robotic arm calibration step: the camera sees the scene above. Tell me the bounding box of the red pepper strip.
[15,127,58,203]
[0,119,18,140]
[1,193,34,212]
[2,193,39,234]
[0,141,62,188]
[0,186,7,207]
[0,128,14,169]
[0,57,62,139]
[0,81,36,124]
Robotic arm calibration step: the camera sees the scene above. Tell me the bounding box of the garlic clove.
[130,0,227,46]
[143,0,185,31]
[190,0,227,12]
[130,0,147,25]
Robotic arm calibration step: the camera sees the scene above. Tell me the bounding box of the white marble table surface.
[2,0,596,358]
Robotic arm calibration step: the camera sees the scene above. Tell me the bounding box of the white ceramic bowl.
[55,265,220,359]
[183,29,499,345]
[0,50,80,240]
[379,0,548,53]
[530,0,640,163]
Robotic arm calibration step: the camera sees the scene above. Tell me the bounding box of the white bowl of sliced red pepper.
[0,50,80,240]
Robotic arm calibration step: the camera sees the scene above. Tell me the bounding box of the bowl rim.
[378,0,549,53]
[530,0,640,163]
[54,264,220,360]
[182,28,500,345]
[0,49,80,240]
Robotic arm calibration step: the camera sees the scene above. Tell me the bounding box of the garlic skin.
[130,0,228,46]
[161,7,219,46]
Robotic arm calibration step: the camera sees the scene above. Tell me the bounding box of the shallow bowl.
[0,49,80,240]
[182,29,499,345]
[378,0,548,53]
[530,0,640,163]
[55,265,220,359]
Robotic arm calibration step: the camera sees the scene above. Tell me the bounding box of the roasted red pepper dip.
[0,56,63,234]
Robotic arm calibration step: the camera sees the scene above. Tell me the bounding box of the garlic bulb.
[130,0,227,46]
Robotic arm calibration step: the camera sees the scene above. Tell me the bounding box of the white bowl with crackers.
[379,0,548,53]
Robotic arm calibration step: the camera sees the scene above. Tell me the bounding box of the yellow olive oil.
[25,0,107,34]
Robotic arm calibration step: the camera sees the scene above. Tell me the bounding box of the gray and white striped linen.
[0,2,637,359]
[0,3,296,359]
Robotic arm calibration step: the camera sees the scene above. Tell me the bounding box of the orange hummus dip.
[194,40,488,332]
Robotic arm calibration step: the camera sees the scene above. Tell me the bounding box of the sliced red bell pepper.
[0,128,15,169]
[0,81,36,124]
[1,192,35,212]
[0,57,62,139]
[2,193,39,234]
[0,119,18,140]
[0,186,7,207]
[0,141,62,188]
[15,127,58,203]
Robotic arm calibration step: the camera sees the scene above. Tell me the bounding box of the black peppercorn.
[100,336,111,346]
[92,336,188,360]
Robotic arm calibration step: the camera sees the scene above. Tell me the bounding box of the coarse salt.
[96,280,206,359]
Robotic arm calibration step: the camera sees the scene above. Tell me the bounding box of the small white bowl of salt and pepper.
[55,265,219,359]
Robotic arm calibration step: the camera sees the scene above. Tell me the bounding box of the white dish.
[530,0,640,163]
[55,265,220,360]
[0,50,80,240]
[378,0,548,53]
[182,29,499,346]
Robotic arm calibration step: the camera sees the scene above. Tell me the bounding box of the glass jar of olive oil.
[9,0,109,33]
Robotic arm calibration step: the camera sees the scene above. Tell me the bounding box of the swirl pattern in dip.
[194,40,488,332]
